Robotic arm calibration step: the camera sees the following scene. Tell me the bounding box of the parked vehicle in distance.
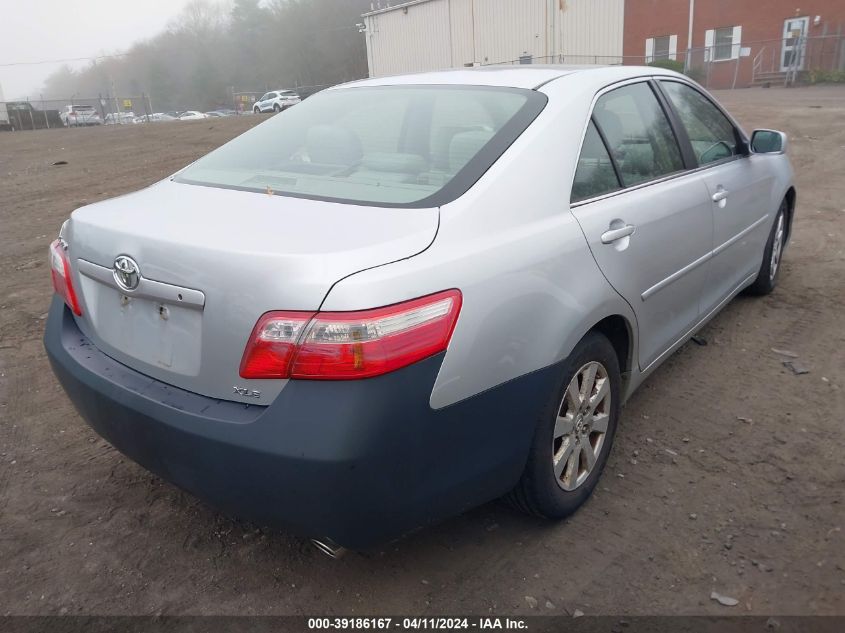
[60,105,102,126]
[253,90,301,113]
[206,109,238,117]
[132,113,176,124]
[104,112,135,125]
[45,66,795,552]
[178,110,207,120]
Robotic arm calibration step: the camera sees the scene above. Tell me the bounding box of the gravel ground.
[0,86,843,616]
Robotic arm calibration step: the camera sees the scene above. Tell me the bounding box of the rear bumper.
[44,296,560,548]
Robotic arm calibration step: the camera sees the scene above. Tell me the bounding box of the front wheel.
[273,103,281,112]
[745,199,788,296]
[507,331,621,519]
[253,106,261,114]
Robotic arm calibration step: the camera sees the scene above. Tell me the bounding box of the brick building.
[624,0,845,88]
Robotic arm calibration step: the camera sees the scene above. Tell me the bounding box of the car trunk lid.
[65,179,439,403]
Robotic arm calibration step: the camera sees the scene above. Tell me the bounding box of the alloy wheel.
[769,212,785,283]
[553,361,611,491]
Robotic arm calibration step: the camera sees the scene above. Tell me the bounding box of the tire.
[745,199,788,296]
[507,331,621,519]
[253,106,261,114]
[273,103,281,112]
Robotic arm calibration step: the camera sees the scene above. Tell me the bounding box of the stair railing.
[752,47,765,85]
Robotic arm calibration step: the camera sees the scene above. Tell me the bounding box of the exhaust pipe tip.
[311,538,346,559]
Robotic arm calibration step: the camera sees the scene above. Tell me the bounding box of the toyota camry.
[45,66,795,553]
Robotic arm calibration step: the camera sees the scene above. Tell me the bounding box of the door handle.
[601,224,636,244]
[712,188,730,203]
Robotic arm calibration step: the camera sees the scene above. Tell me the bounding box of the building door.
[781,16,809,71]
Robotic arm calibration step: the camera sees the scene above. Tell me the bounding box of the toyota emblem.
[113,255,141,291]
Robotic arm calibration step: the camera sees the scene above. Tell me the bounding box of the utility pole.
[686,0,695,71]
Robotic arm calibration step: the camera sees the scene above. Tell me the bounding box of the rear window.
[175,85,546,207]
[72,105,95,112]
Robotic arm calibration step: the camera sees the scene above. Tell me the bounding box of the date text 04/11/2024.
[306,617,528,630]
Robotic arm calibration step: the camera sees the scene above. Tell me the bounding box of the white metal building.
[362,0,625,77]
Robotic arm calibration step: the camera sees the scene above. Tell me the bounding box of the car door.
[658,80,773,311]
[570,80,714,370]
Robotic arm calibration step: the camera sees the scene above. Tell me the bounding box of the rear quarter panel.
[321,79,638,408]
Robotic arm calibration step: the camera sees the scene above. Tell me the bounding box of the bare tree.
[41,0,371,111]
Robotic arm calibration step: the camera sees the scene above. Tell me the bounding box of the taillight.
[49,238,82,316]
[239,311,314,379]
[239,289,461,380]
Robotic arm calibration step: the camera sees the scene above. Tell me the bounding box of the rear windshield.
[175,85,546,207]
[73,106,95,111]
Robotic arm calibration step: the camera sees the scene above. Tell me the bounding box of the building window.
[653,36,672,60]
[714,27,735,60]
[705,26,742,61]
[646,35,677,62]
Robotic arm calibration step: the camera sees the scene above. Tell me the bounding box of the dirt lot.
[1,87,843,617]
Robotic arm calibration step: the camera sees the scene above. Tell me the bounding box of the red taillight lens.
[239,311,315,378]
[239,290,462,380]
[49,239,82,316]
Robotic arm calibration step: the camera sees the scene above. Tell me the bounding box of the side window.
[661,81,739,165]
[571,121,621,203]
[593,82,684,187]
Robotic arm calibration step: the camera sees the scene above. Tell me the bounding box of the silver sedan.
[45,65,794,552]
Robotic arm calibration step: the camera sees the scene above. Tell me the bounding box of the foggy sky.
[0,0,200,99]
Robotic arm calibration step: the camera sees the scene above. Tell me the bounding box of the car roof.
[335,65,682,91]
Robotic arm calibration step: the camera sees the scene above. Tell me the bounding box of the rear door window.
[571,121,621,202]
[660,80,740,165]
[592,82,684,187]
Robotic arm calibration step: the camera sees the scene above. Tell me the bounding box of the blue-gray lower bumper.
[44,297,560,548]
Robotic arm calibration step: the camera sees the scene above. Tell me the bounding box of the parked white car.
[60,105,102,127]
[104,112,135,125]
[253,90,301,113]
[178,111,207,120]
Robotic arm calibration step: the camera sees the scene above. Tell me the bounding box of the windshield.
[175,85,546,207]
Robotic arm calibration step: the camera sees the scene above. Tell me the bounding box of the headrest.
[448,129,494,173]
[306,125,363,166]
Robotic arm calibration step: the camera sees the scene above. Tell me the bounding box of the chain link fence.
[2,85,334,131]
[43,94,155,123]
[4,35,843,132]
[1,94,156,130]
[485,34,845,90]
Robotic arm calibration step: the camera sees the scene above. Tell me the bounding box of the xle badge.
[233,386,261,399]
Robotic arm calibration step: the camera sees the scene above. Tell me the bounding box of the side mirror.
[751,129,788,154]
